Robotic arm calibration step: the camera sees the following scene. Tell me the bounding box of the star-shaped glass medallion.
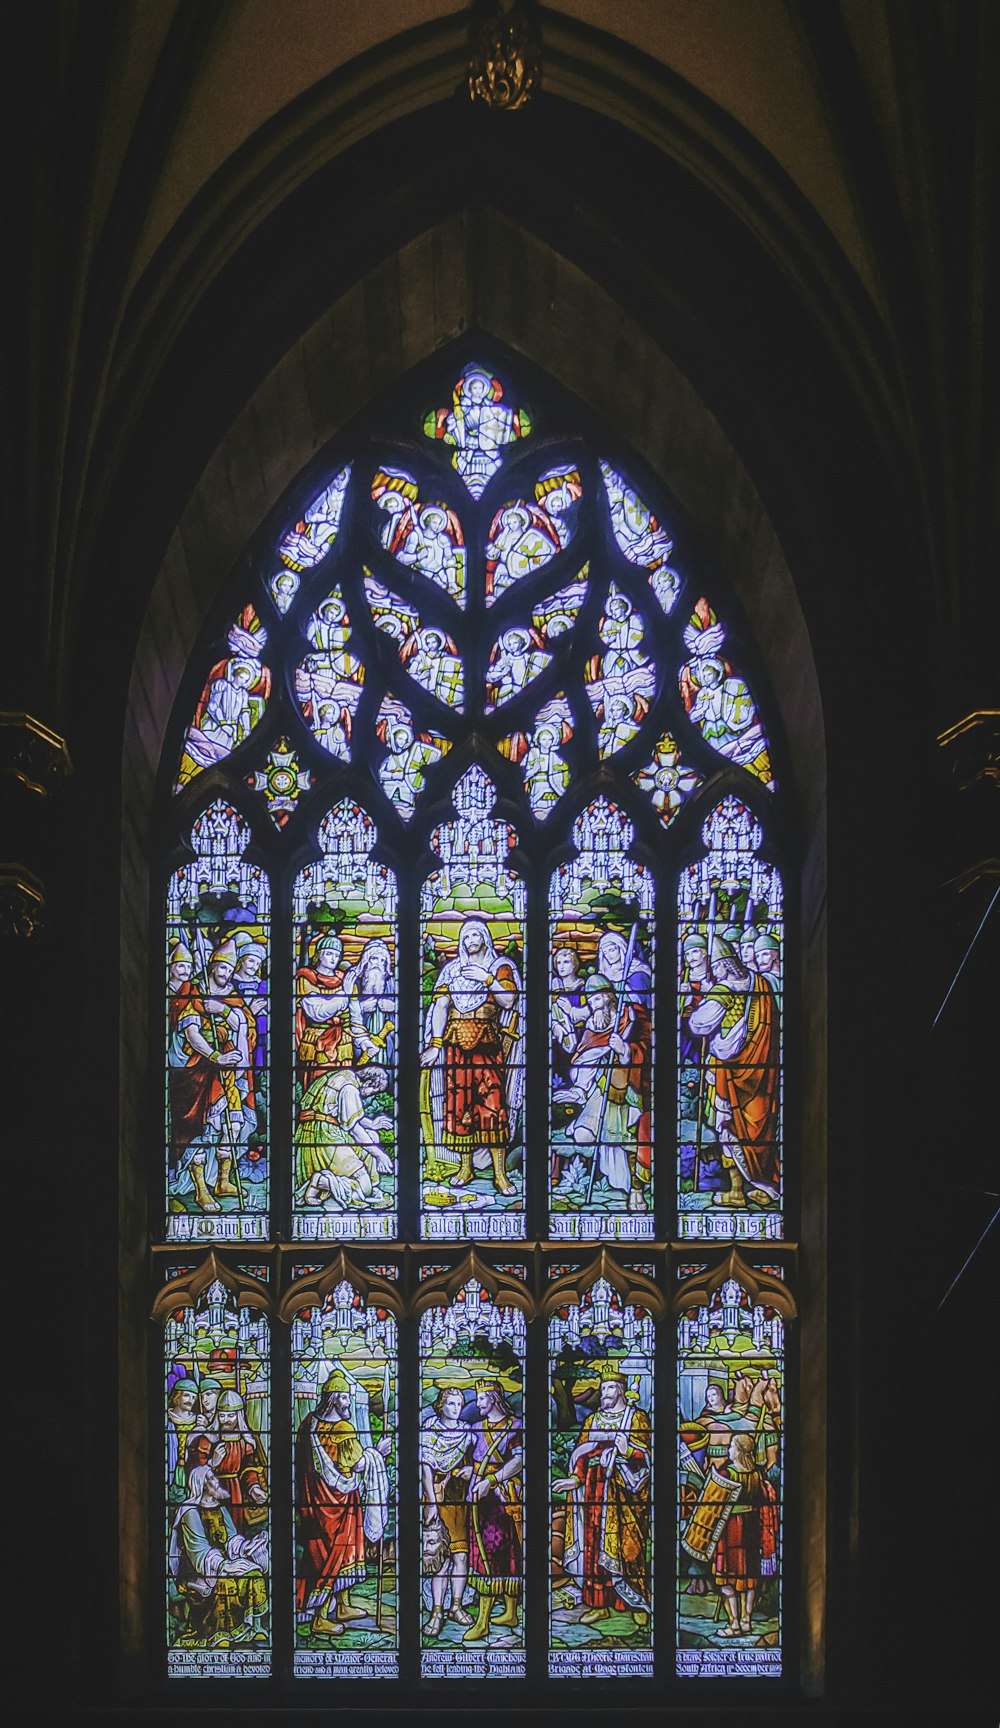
[247,738,311,826]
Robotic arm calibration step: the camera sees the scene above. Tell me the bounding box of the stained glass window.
[162,1276,271,1676]
[291,1272,399,1677]
[418,1272,527,1677]
[548,1275,655,1677]
[154,351,796,1691]
[676,1260,789,1676]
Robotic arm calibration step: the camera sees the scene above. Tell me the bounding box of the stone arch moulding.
[122,211,826,1693]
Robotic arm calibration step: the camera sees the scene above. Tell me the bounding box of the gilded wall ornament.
[467,1,541,110]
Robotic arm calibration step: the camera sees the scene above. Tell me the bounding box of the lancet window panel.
[152,1244,796,1686]
[155,1261,273,1680]
[152,348,797,1691]
[675,1256,795,1679]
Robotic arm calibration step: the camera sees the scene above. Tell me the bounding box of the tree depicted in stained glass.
[292,801,397,1240]
[549,1279,654,1677]
[423,364,531,498]
[176,606,270,788]
[677,798,783,1240]
[419,1280,526,1677]
[166,802,269,1240]
[549,800,654,1239]
[679,599,774,788]
[676,1275,783,1676]
[292,1281,397,1677]
[164,1282,271,1675]
[420,767,526,1239]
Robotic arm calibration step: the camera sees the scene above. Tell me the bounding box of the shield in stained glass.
[677,798,783,1240]
[419,1283,526,1677]
[485,465,582,601]
[374,695,451,820]
[633,731,702,827]
[164,1285,271,1676]
[292,1285,398,1677]
[247,737,311,826]
[165,802,269,1241]
[419,768,526,1239]
[292,801,398,1241]
[549,1282,654,1678]
[549,800,655,1240]
[677,1277,783,1677]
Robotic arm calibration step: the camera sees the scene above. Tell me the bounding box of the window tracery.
[154,352,795,1688]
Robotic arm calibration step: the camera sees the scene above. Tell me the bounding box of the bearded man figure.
[169,1465,268,1646]
[185,1389,268,1533]
[552,1374,651,1628]
[688,936,780,1207]
[296,1371,391,1637]
[420,918,522,1196]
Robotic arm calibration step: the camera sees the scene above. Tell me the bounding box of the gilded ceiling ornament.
[467,0,541,111]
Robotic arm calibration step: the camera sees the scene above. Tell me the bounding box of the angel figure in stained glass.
[380,722,445,818]
[601,462,680,612]
[486,501,560,600]
[486,625,551,708]
[279,467,350,571]
[521,709,571,812]
[424,366,529,498]
[296,592,365,759]
[597,689,646,756]
[600,589,644,671]
[679,602,772,784]
[410,504,465,601]
[402,625,464,707]
[179,610,270,783]
[374,469,465,600]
